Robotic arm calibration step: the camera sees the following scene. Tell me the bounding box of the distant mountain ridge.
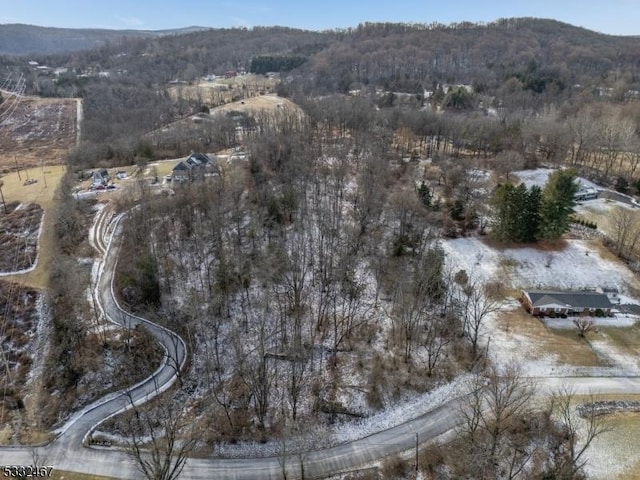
[0,24,209,55]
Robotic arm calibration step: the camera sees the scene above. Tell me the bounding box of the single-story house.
[521,290,613,316]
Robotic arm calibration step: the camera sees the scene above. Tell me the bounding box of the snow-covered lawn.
[442,235,640,382]
[514,168,600,190]
[441,237,639,293]
[574,197,630,216]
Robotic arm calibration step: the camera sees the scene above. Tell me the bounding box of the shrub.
[380,454,407,479]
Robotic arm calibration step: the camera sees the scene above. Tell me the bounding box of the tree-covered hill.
[0,23,207,55]
[300,18,640,93]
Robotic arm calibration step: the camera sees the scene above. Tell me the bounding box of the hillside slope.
[0,24,207,55]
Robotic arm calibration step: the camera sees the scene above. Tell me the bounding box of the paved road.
[1,208,187,478]
[4,207,640,479]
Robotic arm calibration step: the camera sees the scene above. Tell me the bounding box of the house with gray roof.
[171,152,220,183]
[521,290,612,316]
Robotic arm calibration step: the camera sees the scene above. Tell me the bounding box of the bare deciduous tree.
[124,384,196,480]
[458,363,537,479]
[459,279,501,354]
[609,205,640,259]
[547,386,607,479]
[573,317,595,338]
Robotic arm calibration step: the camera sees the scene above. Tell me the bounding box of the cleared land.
[0,281,40,430]
[167,74,277,105]
[0,203,43,272]
[0,94,77,170]
[0,165,66,289]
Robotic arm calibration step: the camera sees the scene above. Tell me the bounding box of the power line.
[0,74,26,126]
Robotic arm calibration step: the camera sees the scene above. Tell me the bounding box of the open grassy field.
[495,308,604,367]
[0,164,65,289]
[567,394,640,480]
[167,73,277,106]
[210,93,301,116]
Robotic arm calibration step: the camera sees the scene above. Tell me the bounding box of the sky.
[0,0,638,36]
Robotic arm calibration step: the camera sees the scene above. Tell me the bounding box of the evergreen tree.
[491,183,542,243]
[521,184,542,242]
[539,170,578,241]
[417,181,432,208]
[491,183,518,242]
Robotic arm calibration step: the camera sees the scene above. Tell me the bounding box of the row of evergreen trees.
[491,170,579,242]
[249,54,308,74]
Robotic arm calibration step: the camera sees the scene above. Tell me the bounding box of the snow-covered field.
[441,237,639,293]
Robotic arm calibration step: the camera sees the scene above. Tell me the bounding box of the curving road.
[3,205,640,479]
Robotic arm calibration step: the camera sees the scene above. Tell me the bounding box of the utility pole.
[0,180,6,213]
[415,432,419,473]
[14,155,21,181]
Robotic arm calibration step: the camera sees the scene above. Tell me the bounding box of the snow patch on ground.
[330,376,469,445]
[589,338,640,372]
[441,237,638,293]
[132,376,470,459]
[514,168,600,190]
[539,316,637,329]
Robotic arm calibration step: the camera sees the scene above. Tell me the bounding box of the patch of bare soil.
[0,202,43,272]
[0,95,76,170]
[0,280,40,425]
